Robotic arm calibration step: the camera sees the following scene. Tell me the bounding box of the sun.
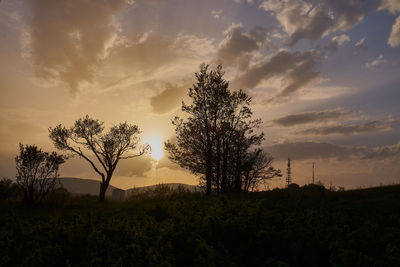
[145,136,164,161]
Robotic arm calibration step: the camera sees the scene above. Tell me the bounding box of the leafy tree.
[49,115,150,201]
[15,144,66,203]
[166,64,280,194]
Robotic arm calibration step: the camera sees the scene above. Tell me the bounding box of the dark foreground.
[1,185,400,266]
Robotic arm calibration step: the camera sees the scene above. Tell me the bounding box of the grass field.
[1,185,400,266]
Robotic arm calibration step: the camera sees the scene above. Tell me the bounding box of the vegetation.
[49,116,150,201]
[0,178,20,201]
[165,64,281,195]
[15,144,66,203]
[1,184,400,266]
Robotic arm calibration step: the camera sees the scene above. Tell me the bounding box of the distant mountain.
[59,177,120,197]
[59,177,201,200]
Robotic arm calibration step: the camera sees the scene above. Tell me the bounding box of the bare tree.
[49,115,150,201]
[242,149,282,192]
[15,144,66,203]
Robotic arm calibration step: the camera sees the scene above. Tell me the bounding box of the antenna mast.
[312,162,315,184]
[286,157,292,187]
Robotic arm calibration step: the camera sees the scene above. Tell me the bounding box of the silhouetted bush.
[0,178,20,201]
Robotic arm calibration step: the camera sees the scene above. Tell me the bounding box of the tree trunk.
[99,182,107,202]
[221,143,228,193]
[234,156,242,192]
[205,159,212,195]
[216,137,221,195]
[205,131,212,195]
[99,172,113,202]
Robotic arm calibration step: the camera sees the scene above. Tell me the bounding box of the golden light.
[145,135,164,161]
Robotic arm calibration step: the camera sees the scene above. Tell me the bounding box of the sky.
[1,0,400,190]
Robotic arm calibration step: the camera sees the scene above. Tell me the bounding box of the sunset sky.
[1,0,400,189]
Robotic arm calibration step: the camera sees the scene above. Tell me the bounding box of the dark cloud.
[266,142,354,161]
[296,119,398,136]
[29,0,128,93]
[150,82,189,114]
[215,24,268,70]
[271,109,350,127]
[233,50,321,102]
[266,141,400,161]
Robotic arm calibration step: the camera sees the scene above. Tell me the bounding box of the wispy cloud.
[365,55,387,68]
[211,10,223,19]
[354,36,368,51]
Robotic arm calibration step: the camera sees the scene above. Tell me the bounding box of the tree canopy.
[49,115,150,201]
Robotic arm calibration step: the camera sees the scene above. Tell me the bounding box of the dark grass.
[1,185,400,266]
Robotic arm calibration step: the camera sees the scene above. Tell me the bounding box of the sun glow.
[145,136,164,161]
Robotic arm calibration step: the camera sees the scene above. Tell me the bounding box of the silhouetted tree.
[165,65,229,195]
[242,149,282,192]
[15,144,66,203]
[49,115,150,201]
[166,64,280,194]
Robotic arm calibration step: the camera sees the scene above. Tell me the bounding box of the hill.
[58,177,120,197]
[59,177,201,199]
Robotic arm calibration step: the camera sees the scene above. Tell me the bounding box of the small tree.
[242,149,282,192]
[15,144,66,203]
[49,115,150,201]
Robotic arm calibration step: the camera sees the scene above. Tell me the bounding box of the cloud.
[362,141,400,160]
[380,0,400,14]
[388,16,400,47]
[295,118,398,136]
[114,155,154,177]
[211,10,223,19]
[354,36,368,51]
[266,142,354,161]
[28,0,129,93]
[215,24,268,70]
[271,109,350,127]
[233,49,321,103]
[365,55,387,68]
[266,141,400,161]
[109,33,179,73]
[326,34,350,52]
[150,82,190,114]
[259,0,378,45]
